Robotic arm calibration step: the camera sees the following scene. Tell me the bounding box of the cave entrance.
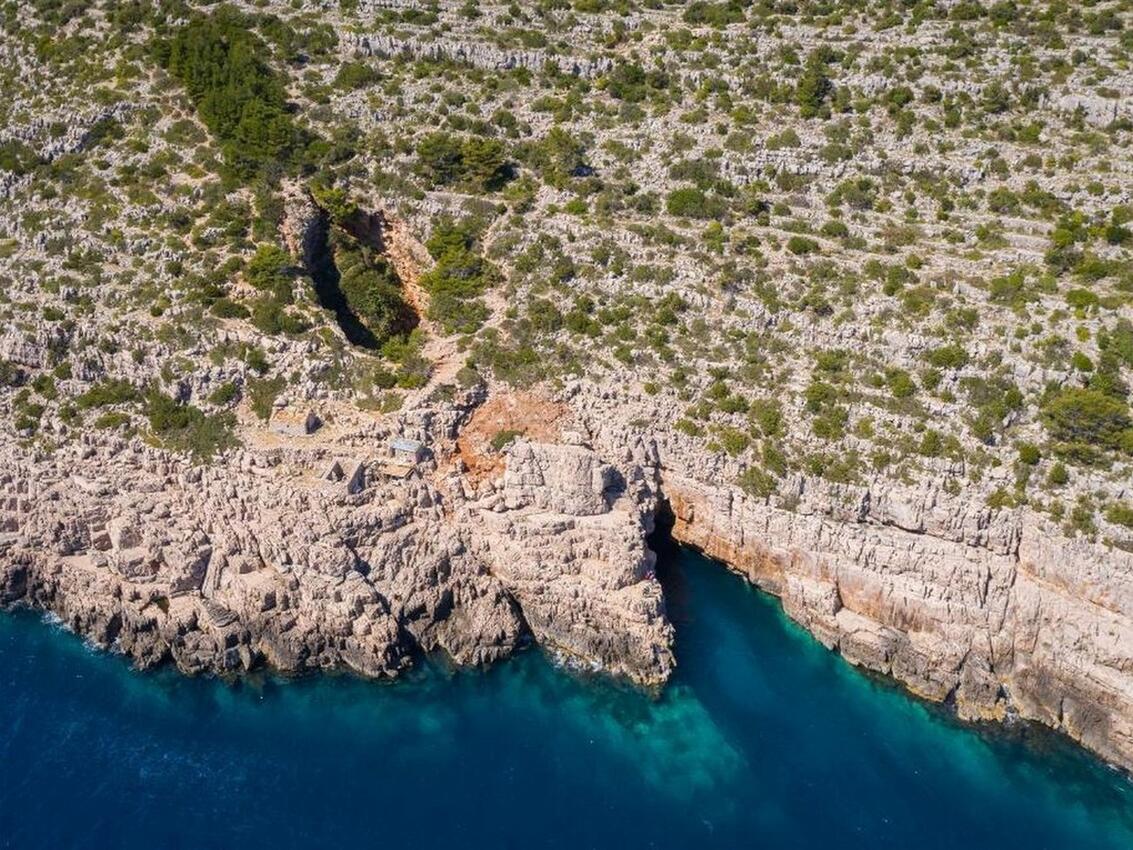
[648,498,693,629]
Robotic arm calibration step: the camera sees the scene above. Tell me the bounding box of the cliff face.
[0,419,672,690]
[571,384,1133,773]
[2,384,1132,773]
[661,475,1133,770]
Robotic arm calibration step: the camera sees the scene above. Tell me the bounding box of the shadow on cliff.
[304,210,380,349]
[649,498,693,633]
[303,206,420,350]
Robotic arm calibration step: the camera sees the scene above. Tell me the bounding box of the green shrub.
[94,411,133,430]
[749,398,783,437]
[683,1,747,27]
[0,139,42,176]
[717,427,750,456]
[77,379,140,409]
[666,187,725,219]
[333,61,380,91]
[675,418,702,437]
[310,184,359,223]
[246,244,293,301]
[247,376,286,421]
[1047,462,1069,485]
[987,488,1019,509]
[925,343,969,370]
[918,429,944,457]
[527,127,587,187]
[0,360,25,387]
[1041,387,1131,452]
[145,391,238,460]
[1069,500,1097,537]
[209,382,239,406]
[737,466,777,499]
[804,380,838,413]
[419,218,496,334]
[962,375,1024,443]
[787,235,819,255]
[490,429,525,451]
[821,220,849,238]
[245,347,271,375]
[886,369,916,398]
[605,62,670,102]
[211,298,251,319]
[250,297,310,336]
[1066,288,1099,310]
[1105,503,1133,528]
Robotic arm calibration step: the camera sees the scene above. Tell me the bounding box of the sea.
[1,542,1130,849]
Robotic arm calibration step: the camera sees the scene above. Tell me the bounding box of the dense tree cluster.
[155,8,310,182]
[421,219,495,334]
[332,230,416,347]
[522,128,588,188]
[603,63,669,103]
[0,140,42,176]
[415,132,510,191]
[796,50,834,119]
[1042,387,1133,460]
[244,244,309,336]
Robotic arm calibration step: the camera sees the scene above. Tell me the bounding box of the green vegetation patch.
[145,390,238,461]
[155,7,313,182]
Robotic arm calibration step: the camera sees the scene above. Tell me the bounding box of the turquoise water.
[1,544,1131,849]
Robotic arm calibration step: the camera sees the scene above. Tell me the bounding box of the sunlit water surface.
[2,545,1130,849]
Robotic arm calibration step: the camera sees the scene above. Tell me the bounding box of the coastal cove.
[2,544,1131,850]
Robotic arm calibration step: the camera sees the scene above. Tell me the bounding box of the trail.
[370,209,465,409]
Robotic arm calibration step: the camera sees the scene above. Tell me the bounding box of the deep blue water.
[2,545,1131,849]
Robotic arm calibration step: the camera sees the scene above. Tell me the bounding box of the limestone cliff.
[0,412,672,690]
[571,382,1133,773]
[2,381,1132,775]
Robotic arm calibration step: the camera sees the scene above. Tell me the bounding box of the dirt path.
[368,209,468,409]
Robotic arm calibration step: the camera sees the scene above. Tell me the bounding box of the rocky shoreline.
[3,382,1131,777]
[567,382,1133,774]
[0,393,672,689]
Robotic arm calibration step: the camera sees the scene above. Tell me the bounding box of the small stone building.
[270,407,320,437]
[320,458,366,494]
[390,437,426,464]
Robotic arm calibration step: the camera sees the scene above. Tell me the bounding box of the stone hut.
[270,407,320,437]
[320,458,366,494]
[390,437,426,464]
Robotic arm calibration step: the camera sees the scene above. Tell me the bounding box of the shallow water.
[1,545,1130,849]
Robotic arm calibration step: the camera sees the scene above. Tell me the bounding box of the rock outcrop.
[463,440,673,686]
[568,383,1133,774]
[0,428,673,689]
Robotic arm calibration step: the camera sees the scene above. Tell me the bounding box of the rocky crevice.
[282,186,419,350]
[648,469,1133,775]
[302,209,381,349]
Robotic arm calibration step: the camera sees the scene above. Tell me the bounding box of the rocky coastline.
[3,382,1131,776]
